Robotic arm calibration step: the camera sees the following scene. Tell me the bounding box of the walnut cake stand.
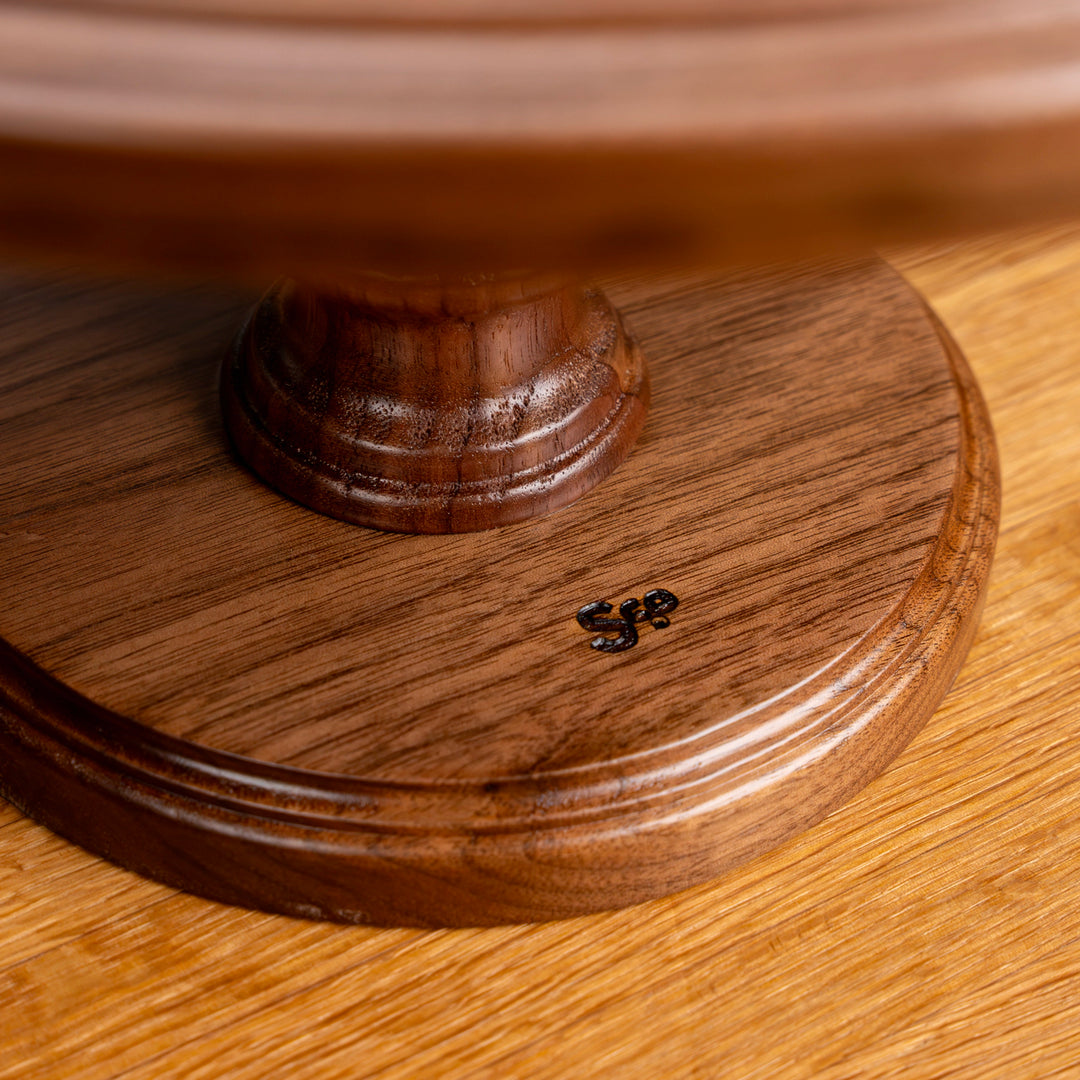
[0,257,998,925]
[4,0,1054,925]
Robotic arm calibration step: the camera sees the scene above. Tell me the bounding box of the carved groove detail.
[222,277,649,533]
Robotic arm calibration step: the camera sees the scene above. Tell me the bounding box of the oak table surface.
[2,225,1079,1076]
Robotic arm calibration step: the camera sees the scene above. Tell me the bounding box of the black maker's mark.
[576,590,679,654]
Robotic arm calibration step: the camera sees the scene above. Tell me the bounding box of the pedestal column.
[222,275,649,533]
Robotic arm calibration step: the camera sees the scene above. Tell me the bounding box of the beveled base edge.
[0,306,999,927]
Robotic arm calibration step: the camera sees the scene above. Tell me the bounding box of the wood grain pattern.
[0,258,997,925]
[222,275,647,532]
[0,225,1074,1076]
[7,2,1080,277]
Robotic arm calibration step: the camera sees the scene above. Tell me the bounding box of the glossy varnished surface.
[0,227,1075,1071]
[0,261,965,773]
[0,258,996,923]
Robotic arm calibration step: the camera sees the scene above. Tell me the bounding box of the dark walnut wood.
[222,276,647,532]
[0,258,999,926]
[5,2,1080,280]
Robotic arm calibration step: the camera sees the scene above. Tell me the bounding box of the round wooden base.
[0,259,998,926]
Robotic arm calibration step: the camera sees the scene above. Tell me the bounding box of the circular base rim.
[0,293,999,926]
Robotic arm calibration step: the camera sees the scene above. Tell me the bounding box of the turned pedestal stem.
[222,275,649,533]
